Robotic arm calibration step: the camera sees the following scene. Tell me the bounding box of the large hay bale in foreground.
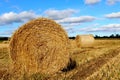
[75,34,95,48]
[9,18,70,79]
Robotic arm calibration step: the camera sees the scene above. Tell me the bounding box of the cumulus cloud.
[0,9,95,27]
[105,12,120,19]
[56,16,95,34]
[56,16,96,23]
[101,24,120,31]
[43,9,96,30]
[80,24,120,32]
[0,11,39,26]
[44,9,78,20]
[107,0,120,5]
[85,0,101,5]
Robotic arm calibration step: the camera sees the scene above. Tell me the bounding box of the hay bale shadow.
[61,58,76,72]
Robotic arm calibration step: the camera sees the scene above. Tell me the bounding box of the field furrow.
[71,47,120,80]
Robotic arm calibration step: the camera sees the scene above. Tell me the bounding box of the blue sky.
[0,0,120,37]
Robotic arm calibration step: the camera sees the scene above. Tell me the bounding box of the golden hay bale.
[75,34,95,48]
[9,18,70,79]
[2,41,9,44]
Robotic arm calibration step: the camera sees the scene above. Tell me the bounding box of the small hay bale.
[9,18,70,79]
[2,41,9,44]
[75,34,95,48]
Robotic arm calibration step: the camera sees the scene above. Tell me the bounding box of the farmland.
[0,39,120,80]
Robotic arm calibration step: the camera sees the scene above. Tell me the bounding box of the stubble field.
[0,39,120,80]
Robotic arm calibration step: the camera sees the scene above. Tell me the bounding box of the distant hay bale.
[9,18,70,79]
[75,34,95,48]
[2,41,9,44]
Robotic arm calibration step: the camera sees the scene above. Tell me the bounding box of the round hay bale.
[75,34,95,48]
[2,41,9,44]
[9,18,70,79]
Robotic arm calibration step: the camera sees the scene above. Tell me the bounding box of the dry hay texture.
[9,18,70,79]
[75,34,95,48]
[69,39,77,49]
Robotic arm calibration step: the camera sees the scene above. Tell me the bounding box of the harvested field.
[0,39,120,80]
[71,47,120,80]
[69,39,77,49]
[86,51,120,80]
[0,43,9,48]
[0,46,11,79]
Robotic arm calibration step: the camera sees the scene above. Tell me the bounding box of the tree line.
[69,34,120,39]
[95,34,120,38]
[0,34,120,41]
[0,37,10,41]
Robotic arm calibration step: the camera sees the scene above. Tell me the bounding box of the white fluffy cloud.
[56,16,96,23]
[107,0,120,5]
[44,9,95,30]
[0,11,39,26]
[85,0,101,5]
[44,9,78,20]
[0,9,96,31]
[0,9,96,37]
[80,24,120,32]
[105,12,120,19]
